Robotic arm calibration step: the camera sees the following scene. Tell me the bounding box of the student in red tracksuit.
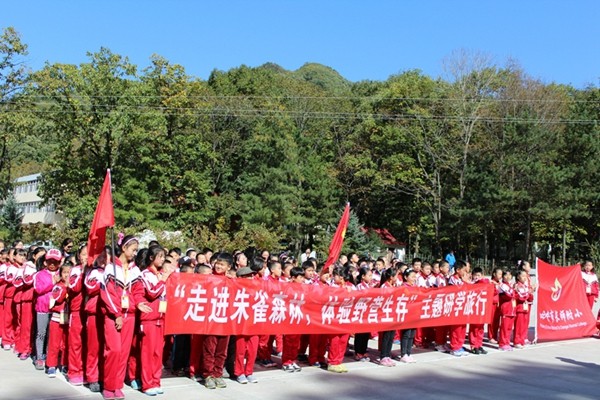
[468,268,489,355]
[67,244,87,385]
[326,266,354,373]
[414,262,436,348]
[14,254,36,360]
[3,249,20,350]
[132,245,172,396]
[11,249,27,357]
[101,235,140,400]
[498,270,516,351]
[202,252,234,389]
[281,266,306,373]
[296,261,317,363]
[85,248,109,393]
[0,249,8,346]
[448,260,470,357]
[233,266,260,384]
[487,267,503,344]
[46,263,71,378]
[256,260,283,368]
[306,265,329,369]
[434,261,451,352]
[189,264,211,380]
[353,266,373,362]
[513,270,533,348]
[581,260,598,310]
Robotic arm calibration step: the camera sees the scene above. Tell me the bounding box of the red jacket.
[100,261,140,319]
[514,281,533,313]
[132,268,166,322]
[498,281,516,317]
[84,267,104,314]
[68,265,85,312]
[50,281,69,313]
[4,263,17,299]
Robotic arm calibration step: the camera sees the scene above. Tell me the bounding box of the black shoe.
[478,347,488,355]
[89,382,101,393]
[471,347,481,354]
[297,353,308,362]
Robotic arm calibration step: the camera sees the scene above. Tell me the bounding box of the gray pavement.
[1,332,599,400]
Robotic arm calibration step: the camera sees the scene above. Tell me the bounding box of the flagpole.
[533,256,539,344]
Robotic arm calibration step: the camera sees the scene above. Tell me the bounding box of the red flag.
[86,170,115,266]
[324,203,350,269]
[536,259,597,341]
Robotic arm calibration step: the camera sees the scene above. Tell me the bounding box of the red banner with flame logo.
[536,259,596,340]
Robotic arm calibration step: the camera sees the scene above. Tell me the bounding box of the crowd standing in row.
[0,238,598,400]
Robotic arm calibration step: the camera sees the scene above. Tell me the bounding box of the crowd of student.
[0,237,598,400]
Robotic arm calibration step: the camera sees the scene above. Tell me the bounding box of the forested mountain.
[1,28,599,263]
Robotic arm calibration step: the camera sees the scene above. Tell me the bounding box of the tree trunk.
[562,224,567,266]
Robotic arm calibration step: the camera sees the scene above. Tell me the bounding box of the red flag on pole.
[86,169,115,266]
[323,203,351,269]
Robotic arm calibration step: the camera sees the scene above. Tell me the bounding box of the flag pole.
[533,256,539,344]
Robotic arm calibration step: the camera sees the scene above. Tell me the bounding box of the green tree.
[0,27,29,198]
[0,192,23,241]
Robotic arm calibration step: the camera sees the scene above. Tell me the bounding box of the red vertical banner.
[323,203,350,269]
[536,259,596,340]
[86,170,115,266]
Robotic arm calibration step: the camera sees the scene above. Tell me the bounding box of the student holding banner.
[581,260,598,309]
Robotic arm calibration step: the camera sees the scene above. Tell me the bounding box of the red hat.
[46,249,62,261]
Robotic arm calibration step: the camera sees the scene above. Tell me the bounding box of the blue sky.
[3,1,599,88]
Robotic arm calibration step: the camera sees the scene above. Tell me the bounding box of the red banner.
[165,273,494,335]
[536,259,596,340]
[324,203,350,269]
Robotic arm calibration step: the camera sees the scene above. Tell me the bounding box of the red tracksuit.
[487,278,501,341]
[84,266,104,384]
[132,268,167,391]
[0,262,6,344]
[513,281,533,346]
[327,281,353,366]
[189,335,204,378]
[468,278,489,349]
[67,265,85,382]
[101,261,140,392]
[582,271,599,310]
[434,273,449,346]
[234,335,259,377]
[448,273,468,351]
[498,281,516,348]
[15,261,35,356]
[3,263,17,348]
[202,273,230,379]
[47,281,69,368]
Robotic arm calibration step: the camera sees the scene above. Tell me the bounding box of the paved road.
[1,332,599,400]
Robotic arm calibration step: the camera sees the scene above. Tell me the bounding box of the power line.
[10,103,597,125]
[13,94,600,104]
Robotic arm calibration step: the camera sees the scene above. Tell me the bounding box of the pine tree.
[0,193,23,242]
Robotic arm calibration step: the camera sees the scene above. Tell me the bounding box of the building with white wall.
[13,173,61,225]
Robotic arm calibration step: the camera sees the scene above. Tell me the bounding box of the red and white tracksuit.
[414,272,436,347]
[0,262,6,343]
[448,273,468,351]
[487,278,501,341]
[132,268,166,391]
[101,261,140,392]
[498,280,516,347]
[433,273,450,345]
[468,278,489,349]
[67,265,85,382]
[513,281,533,346]
[582,271,599,309]
[3,263,18,348]
[84,266,104,384]
[14,262,35,356]
[47,281,69,368]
